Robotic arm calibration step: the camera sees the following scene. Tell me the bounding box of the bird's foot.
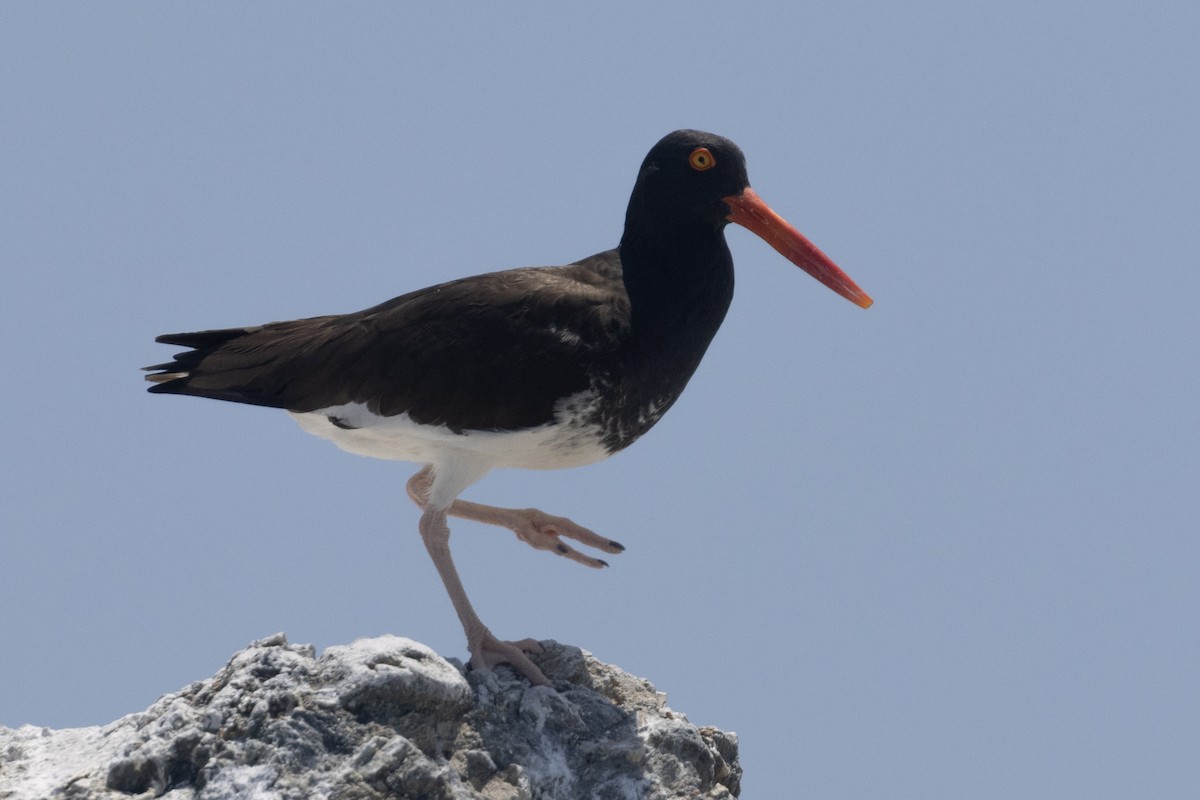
[428,489,626,569]
[468,631,550,686]
[505,508,625,568]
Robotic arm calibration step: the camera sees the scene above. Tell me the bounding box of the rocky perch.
[0,634,740,799]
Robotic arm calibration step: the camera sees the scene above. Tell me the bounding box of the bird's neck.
[618,224,735,380]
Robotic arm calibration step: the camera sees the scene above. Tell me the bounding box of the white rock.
[0,634,740,799]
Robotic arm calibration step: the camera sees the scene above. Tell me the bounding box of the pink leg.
[417,505,550,686]
[406,466,625,569]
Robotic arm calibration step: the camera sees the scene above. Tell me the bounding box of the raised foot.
[505,508,625,568]
[469,631,551,686]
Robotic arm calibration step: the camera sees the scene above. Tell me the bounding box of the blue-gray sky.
[2,3,1197,797]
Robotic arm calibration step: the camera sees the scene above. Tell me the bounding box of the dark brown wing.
[146,250,629,432]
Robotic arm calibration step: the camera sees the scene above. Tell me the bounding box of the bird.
[145,129,872,686]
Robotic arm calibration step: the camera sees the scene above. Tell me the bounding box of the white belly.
[288,391,612,473]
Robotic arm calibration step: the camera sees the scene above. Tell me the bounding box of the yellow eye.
[689,147,716,171]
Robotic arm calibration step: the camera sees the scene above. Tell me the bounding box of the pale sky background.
[2,3,1198,798]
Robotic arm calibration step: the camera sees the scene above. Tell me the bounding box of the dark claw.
[608,540,625,552]
[555,543,569,554]
[596,559,609,568]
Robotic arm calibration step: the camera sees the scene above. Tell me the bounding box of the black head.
[625,130,752,232]
[623,129,874,308]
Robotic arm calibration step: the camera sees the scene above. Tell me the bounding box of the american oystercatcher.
[145,129,872,686]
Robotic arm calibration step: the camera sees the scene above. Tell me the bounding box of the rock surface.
[0,634,740,799]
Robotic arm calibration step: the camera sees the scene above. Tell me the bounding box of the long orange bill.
[724,187,873,309]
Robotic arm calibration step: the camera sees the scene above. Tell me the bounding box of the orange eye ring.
[688,147,716,171]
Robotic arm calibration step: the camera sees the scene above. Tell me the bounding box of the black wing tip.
[153,327,259,349]
[142,372,290,408]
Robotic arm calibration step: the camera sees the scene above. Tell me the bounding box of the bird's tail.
[143,326,286,408]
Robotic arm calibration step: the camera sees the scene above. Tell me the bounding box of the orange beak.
[724,188,873,309]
